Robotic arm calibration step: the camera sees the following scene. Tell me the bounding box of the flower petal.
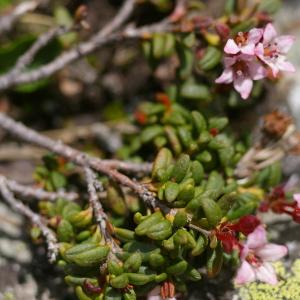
[240,245,250,260]
[241,44,255,55]
[234,261,256,285]
[246,225,267,249]
[263,23,277,44]
[268,62,280,77]
[224,39,240,54]
[275,35,295,54]
[294,194,300,208]
[256,244,288,261]
[248,61,266,80]
[224,56,237,67]
[248,28,263,44]
[233,74,253,100]
[277,59,296,73]
[258,57,280,77]
[255,43,265,57]
[215,68,234,84]
[255,262,278,285]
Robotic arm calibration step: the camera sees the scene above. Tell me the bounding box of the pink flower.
[215,54,266,99]
[216,23,295,100]
[224,28,263,55]
[255,23,295,77]
[234,225,288,285]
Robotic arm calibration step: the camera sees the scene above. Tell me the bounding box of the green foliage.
[120,100,242,178]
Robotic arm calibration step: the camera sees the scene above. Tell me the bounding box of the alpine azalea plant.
[1,1,299,300]
[216,23,295,99]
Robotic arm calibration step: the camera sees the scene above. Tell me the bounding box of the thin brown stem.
[0,0,39,35]
[189,224,211,237]
[0,175,59,262]
[0,3,174,90]
[84,167,121,254]
[0,113,162,209]
[7,25,71,78]
[4,175,78,201]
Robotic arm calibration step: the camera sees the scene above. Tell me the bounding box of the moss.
[238,259,300,300]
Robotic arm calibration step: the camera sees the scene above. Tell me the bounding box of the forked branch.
[0,113,162,210]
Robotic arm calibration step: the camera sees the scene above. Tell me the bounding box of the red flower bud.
[209,128,219,137]
[156,93,172,109]
[216,231,239,253]
[134,111,147,125]
[235,215,260,236]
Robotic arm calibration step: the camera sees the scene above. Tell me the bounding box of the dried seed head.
[263,110,292,139]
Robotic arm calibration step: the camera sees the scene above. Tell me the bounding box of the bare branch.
[0,113,161,209]
[6,25,71,79]
[84,167,121,254]
[0,121,137,161]
[0,0,134,87]
[0,0,39,35]
[102,160,152,174]
[0,175,58,262]
[97,0,135,38]
[3,175,78,201]
[0,143,152,174]
[0,6,174,90]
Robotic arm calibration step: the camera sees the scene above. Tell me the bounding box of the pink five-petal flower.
[224,28,263,55]
[234,225,288,286]
[255,23,295,77]
[216,54,266,99]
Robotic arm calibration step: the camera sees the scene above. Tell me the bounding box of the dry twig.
[0,122,138,161]
[235,117,300,179]
[0,113,161,209]
[4,25,71,80]
[84,167,121,254]
[0,0,174,90]
[0,143,152,174]
[4,175,78,201]
[0,175,59,262]
[0,0,39,35]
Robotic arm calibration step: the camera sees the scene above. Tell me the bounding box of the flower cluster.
[260,186,300,223]
[235,225,288,285]
[216,23,295,99]
[215,216,287,285]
